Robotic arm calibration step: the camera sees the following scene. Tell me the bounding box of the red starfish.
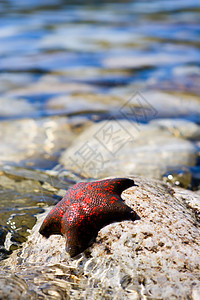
[39,178,138,257]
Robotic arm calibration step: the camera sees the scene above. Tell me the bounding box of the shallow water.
[0,0,200,260]
[1,1,200,106]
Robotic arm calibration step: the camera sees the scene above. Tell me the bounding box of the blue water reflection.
[0,0,200,117]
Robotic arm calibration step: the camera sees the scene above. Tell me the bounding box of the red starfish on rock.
[39,178,138,257]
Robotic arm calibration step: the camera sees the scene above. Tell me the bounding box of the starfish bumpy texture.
[39,178,138,257]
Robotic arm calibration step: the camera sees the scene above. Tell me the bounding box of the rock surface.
[1,177,200,299]
[60,119,199,179]
[0,97,36,118]
[0,116,79,166]
[45,92,124,116]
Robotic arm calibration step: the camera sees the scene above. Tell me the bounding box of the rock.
[5,78,95,98]
[0,165,80,257]
[0,116,78,166]
[162,167,193,189]
[60,119,198,179]
[45,90,200,121]
[0,97,36,118]
[122,91,200,120]
[150,118,200,140]
[46,93,124,116]
[0,177,200,299]
[0,73,33,94]
[103,51,197,69]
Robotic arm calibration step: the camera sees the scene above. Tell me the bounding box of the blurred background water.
[1,0,200,107]
[0,0,200,259]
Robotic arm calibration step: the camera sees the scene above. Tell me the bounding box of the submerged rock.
[46,92,123,116]
[0,177,200,299]
[60,119,199,179]
[5,79,95,98]
[150,118,200,140]
[0,165,83,258]
[0,116,78,166]
[0,97,36,118]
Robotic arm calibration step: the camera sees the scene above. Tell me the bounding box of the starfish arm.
[93,197,138,231]
[61,213,96,257]
[65,226,86,257]
[106,199,137,221]
[39,207,62,238]
[100,178,136,195]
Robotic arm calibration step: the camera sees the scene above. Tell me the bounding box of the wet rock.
[5,78,95,98]
[0,166,79,255]
[121,91,200,120]
[0,73,33,94]
[0,97,36,118]
[103,50,197,69]
[162,167,192,189]
[1,177,200,299]
[0,116,77,166]
[151,118,200,140]
[46,90,200,122]
[46,93,123,116]
[0,165,80,194]
[162,165,200,191]
[60,119,198,179]
[191,166,200,191]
